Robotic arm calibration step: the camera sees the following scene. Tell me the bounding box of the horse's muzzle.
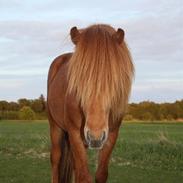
[86,131,106,149]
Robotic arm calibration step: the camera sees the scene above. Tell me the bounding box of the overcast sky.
[0,0,182,103]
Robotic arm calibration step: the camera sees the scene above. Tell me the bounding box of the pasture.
[0,121,182,183]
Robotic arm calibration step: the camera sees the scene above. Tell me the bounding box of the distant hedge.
[125,100,183,121]
[0,94,47,120]
[0,95,183,121]
[0,111,19,120]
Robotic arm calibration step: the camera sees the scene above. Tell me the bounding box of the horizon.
[0,0,182,103]
[1,94,182,105]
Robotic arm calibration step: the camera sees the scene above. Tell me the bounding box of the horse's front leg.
[69,129,92,183]
[49,123,63,183]
[95,127,120,183]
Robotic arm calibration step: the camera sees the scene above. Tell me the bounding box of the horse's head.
[83,99,109,149]
[68,25,134,149]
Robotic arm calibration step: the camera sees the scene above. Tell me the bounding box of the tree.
[18,98,31,108]
[8,102,19,111]
[166,114,173,121]
[141,112,153,121]
[19,106,36,120]
[124,114,133,121]
[31,99,44,113]
[39,94,46,111]
[174,101,183,119]
[30,94,46,113]
[0,101,9,111]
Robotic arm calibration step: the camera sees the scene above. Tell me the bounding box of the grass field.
[0,121,183,183]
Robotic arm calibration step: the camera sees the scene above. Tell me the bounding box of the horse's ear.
[114,28,125,44]
[70,26,80,45]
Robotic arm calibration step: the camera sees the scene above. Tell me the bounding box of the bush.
[141,112,154,121]
[124,114,133,121]
[0,111,19,120]
[159,114,165,121]
[35,112,47,120]
[19,106,36,120]
[166,114,173,121]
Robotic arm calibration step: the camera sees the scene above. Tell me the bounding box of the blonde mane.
[67,24,134,119]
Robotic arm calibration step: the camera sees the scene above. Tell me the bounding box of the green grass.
[0,121,183,183]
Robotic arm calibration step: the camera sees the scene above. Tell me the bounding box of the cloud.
[0,76,46,101]
[0,0,182,102]
[0,20,75,76]
[131,79,183,103]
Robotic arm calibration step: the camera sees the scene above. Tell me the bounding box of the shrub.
[141,112,153,121]
[124,114,133,121]
[0,111,19,120]
[19,106,36,120]
[166,114,173,121]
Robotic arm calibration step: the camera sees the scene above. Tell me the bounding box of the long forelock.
[67,24,134,119]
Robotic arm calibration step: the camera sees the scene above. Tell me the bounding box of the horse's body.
[47,24,134,183]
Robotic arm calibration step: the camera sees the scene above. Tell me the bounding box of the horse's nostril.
[86,130,106,144]
[101,131,106,142]
[86,130,91,142]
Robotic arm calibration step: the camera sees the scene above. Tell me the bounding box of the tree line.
[125,100,183,121]
[0,94,46,120]
[0,95,183,121]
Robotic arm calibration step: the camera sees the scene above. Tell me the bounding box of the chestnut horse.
[47,24,134,183]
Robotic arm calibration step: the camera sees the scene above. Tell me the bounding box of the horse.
[47,24,134,183]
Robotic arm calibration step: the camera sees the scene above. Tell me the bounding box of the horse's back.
[47,52,72,129]
[48,53,72,88]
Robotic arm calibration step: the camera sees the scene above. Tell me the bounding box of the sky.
[0,0,182,103]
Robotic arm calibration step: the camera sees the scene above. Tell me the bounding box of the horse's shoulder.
[48,52,73,85]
